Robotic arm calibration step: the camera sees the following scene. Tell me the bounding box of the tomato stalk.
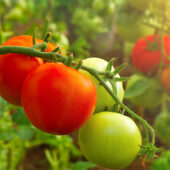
[0,38,159,159]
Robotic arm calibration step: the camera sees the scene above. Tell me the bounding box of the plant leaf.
[125,78,152,98]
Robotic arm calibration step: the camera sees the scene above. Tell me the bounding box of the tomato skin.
[0,35,56,106]
[132,35,170,75]
[160,67,170,94]
[79,112,142,169]
[80,58,124,113]
[22,63,97,134]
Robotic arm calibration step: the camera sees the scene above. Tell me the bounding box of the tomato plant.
[0,35,56,106]
[22,63,97,134]
[125,74,164,108]
[132,35,170,75]
[80,57,124,113]
[78,112,142,169]
[160,67,170,94]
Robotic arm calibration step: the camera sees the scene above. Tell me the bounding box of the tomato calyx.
[145,36,161,52]
[138,143,161,161]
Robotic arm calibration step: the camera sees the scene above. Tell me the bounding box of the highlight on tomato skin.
[21,63,97,135]
[0,35,56,106]
[131,35,170,75]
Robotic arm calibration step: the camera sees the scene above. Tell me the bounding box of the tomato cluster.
[0,35,97,134]
[0,35,143,169]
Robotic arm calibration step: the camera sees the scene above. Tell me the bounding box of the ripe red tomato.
[0,35,56,105]
[160,67,170,94]
[22,63,97,134]
[132,35,170,75]
[79,112,142,169]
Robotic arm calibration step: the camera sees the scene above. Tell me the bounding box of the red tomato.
[160,67,170,94]
[132,35,170,75]
[0,35,56,105]
[22,63,97,134]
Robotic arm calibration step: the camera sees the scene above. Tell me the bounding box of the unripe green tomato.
[80,58,124,113]
[79,112,142,169]
[126,74,164,108]
[117,14,154,43]
[126,0,149,11]
[155,113,170,146]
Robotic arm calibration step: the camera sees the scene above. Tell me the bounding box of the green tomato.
[126,0,149,11]
[80,57,124,113]
[79,112,142,169]
[155,113,170,146]
[117,14,154,42]
[126,74,164,108]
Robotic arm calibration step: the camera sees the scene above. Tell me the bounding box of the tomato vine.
[0,32,160,160]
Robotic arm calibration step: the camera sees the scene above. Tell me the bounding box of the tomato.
[126,74,164,108]
[160,67,170,95]
[80,57,124,113]
[0,35,56,105]
[155,113,170,146]
[78,112,142,169]
[125,0,149,11]
[117,14,154,43]
[22,63,97,134]
[132,35,170,75]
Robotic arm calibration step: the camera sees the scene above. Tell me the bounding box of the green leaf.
[71,161,96,170]
[12,107,30,126]
[17,126,35,140]
[125,78,152,98]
